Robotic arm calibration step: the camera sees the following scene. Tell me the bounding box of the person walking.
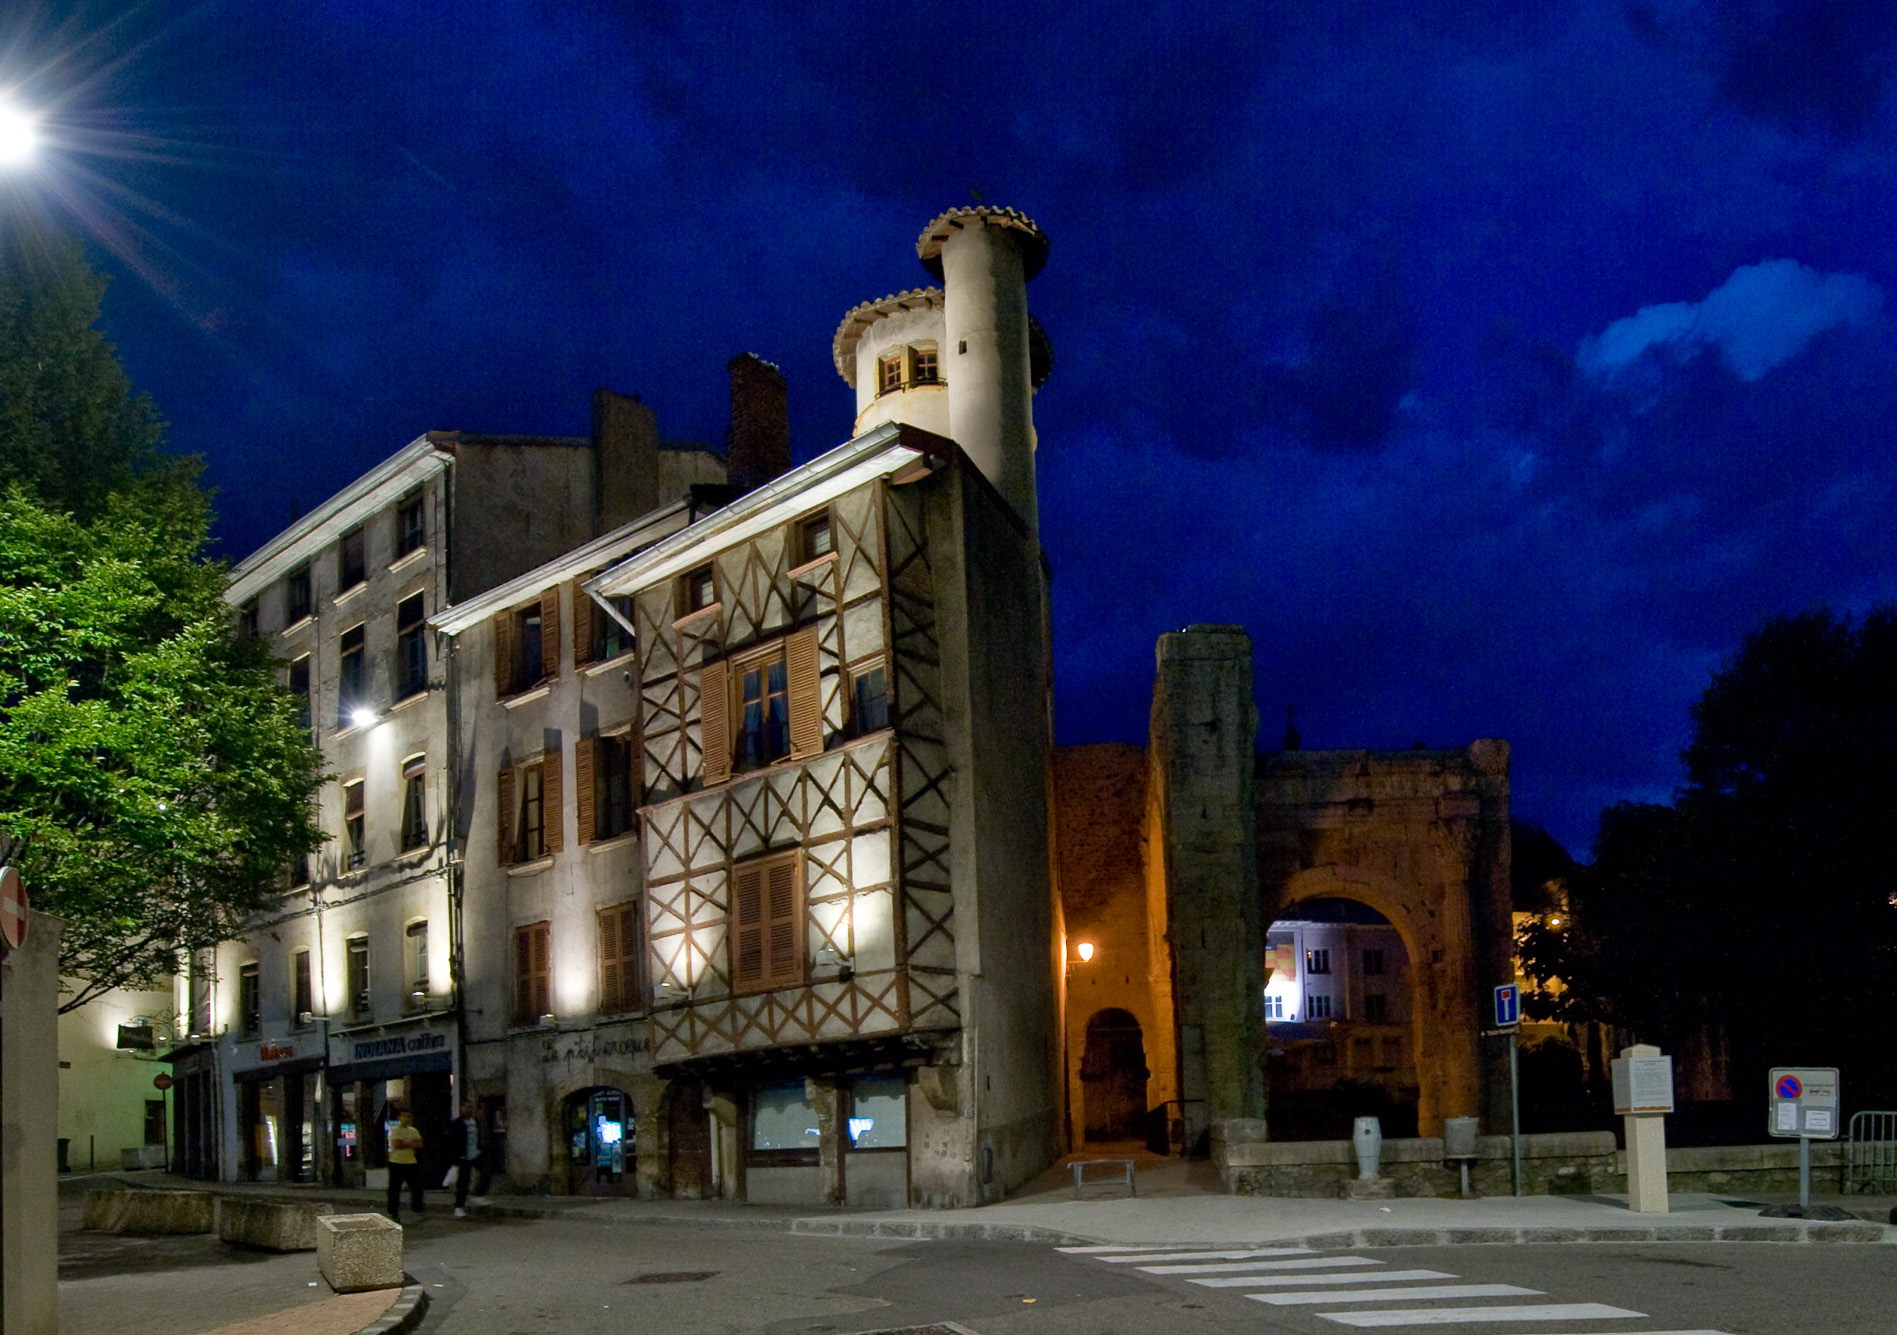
[386,1107,426,1223]
[448,1100,485,1217]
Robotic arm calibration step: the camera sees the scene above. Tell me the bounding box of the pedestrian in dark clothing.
[386,1107,426,1222]
[448,1100,484,1216]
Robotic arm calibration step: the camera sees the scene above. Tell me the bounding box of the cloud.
[1577,259,1882,382]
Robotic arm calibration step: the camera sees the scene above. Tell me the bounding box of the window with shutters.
[735,646,788,772]
[579,733,637,844]
[911,345,939,385]
[514,921,551,1024]
[498,750,562,866]
[577,583,634,666]
[877,352,903,396]
[597,901,641,1014]
[494,588,560,698]
[520,763,546,860]
[702,627,823,785]
[730,852,803,993]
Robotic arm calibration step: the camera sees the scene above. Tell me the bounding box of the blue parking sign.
[1494,983,1520,1027]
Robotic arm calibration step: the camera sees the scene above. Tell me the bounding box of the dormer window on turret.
[912,346,938,384]
[878,352,903,396]
[876,345,939,397]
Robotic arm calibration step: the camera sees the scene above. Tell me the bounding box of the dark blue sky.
[14,1,1897,854]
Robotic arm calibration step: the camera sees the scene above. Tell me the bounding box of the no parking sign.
[1768,1066,1839,1139]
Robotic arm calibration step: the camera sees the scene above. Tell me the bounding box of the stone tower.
[832,207,1053,535]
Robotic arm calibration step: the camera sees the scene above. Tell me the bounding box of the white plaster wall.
[853,305,950,438]
[57,983,174,1170]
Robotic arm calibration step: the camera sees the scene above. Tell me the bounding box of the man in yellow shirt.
[386,1107,426,1222]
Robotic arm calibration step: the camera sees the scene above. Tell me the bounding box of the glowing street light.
[1075,941,1096,964]
[0,103,37,165]
[350,707,377,730]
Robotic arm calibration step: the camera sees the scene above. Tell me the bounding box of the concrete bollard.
[316,1213,405,1293]
[82,1189,215,1235]
[215,1198,337,1252]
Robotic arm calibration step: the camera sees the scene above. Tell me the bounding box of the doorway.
[668,1075,712,1199]
[563,1087,634,1195]
[1081,1009,1149,1142]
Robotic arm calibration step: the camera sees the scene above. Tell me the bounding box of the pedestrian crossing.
[1055,1243,1738,1331]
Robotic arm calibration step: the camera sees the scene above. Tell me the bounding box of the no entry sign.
[153,1073,175,1092]
[0,865,27,952]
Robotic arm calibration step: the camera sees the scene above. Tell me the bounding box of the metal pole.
[1509,1030,1522,1198]
[1798,1134,1811,1214]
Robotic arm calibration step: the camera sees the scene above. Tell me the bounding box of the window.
[799,511,833,563]
[338,625,366,727]
[1305,948,1331,975]
[239,962,260,1036]
[580,591,633,665]
[1363,992,1388,1023]
[877,352,903,395]
[285,564,312,624]
[338,525,366,592]
[346,936,371,1019]
[514,921,550,1024]
[293,950,312,1024]
[1307,993,1333,1019]
[497,751,562,865]
[493,590,558,697]
[406,921,429,1008]
[700,627,822,786]
[851,660,889,734]
[400,755,427,851]
[579,734,636,844]
[683,565,717,615]
[239,599,259,639]
[1361,948,1385,977]
[288,853,309,889]
[396,594,427,700]
[911,346,939,384]
[849,1076,907,1149]
[731,851,802,991]
[1263,993,1283,1020]
[288,656,311,732]
[736,648,789,771]
[396,492,424,557]
[751,1083,819,1160]
[342,779,366,871]
[598,902,641,1015]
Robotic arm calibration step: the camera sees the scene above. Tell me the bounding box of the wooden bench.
[1070,1158,1137,1199]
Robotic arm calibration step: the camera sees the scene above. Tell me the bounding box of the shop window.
[338,625,366,727]
[396,491,424,556]
[1305,948,1331,975]
[493,589,558,697]
[1363,992,1388,1022]
[293,950,312,1025]
[342,780,366,871]
[1362,947,1385,976]
[750,1083,820,1162]
[239,962,260,1037]
[288,656,311,733]
[285,564,312,624]
[514,921,551,1024]
[851,659,889,734]
[848,1076,907,1150]
[395,594,427,700]
[406,921,429,1009]
[579,734,636,844]
[346,936,371,1019]
[598,902,641,1015]
[731,852,802,992]
[400,755,428,851]
[338,526,366,592]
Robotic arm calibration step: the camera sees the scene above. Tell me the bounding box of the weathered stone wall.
[1219,1130,1617,1198]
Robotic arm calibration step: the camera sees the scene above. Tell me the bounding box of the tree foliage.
[1533,607,1897,1100]
[0,233,325,1010]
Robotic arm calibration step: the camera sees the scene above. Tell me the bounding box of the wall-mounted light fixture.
[1075,941,1096,964]
[350,707,378,730]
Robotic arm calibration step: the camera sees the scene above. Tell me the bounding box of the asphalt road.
[397,1219,1897,1335]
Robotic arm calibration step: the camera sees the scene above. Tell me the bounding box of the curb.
[348,1281,430,1335]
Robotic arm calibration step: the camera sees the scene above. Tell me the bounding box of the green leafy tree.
[0,233,325,1011]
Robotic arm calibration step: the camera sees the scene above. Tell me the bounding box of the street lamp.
[1075,941,1096,964]
[0,102,37,165]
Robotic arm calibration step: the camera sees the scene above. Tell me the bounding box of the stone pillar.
[3,912,66,1335]
[806,1076,846,1206]
[1621,1043,1670,1214]
[937,216,1039,535]
[1151,627,1263,1148]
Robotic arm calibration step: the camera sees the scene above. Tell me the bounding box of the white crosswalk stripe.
[1096,1247,1314,1263]
[1199,1269,1456,1289]
[1054,1244,1183,1253]
[1254,1284,1545,1306]
[1164,1256,1388,1276]
[1317,1304,1654,1327]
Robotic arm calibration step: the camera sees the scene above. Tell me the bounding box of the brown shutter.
[493,612,515,699]
[575,736,597,846]
[531,922,550,1018]
[496,767,516,866]
[540,586,560,680]
[619,904,640,1008]
[700,659,730,786]
[514,926,532,1022]
[598,908,619,1013]
[786,626,822,757]
[732,862,764,988]
[542,745,563,855]
[766,856,802,986]
[572,579,594,666]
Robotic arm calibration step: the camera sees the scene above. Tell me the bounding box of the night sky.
[11,2,1897,855]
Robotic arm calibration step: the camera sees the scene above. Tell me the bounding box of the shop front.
[742,1072,911,1209]
[159,1041,220,1181]
[230,1041,324,1183]
[326,1021,456,1188]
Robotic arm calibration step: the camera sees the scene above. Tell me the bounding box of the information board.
[1611,1053,1675,1115]
[1768,1066,1840,1140]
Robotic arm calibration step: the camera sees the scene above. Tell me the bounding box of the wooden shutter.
[700,659,730,786]
[766,856,802,986]
[540,587,560,680]
[496,767,516,866]
[515,923,549,1023]
[572,579,593,666]
[493,611,515,699]
[541,745,563,855]
[599,902,640,1014]
[732,862,764,988]
[786,626,822,758]
[530,922,551,1018]
[575,736,597,846]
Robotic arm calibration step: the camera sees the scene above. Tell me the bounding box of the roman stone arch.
[1273,864,1482,1137]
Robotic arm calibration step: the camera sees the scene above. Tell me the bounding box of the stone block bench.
[215,1197,337,1251]
[82,1188,215,1234]
[317,1213,405,1293]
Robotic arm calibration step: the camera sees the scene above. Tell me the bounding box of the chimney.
[725,353,790,497]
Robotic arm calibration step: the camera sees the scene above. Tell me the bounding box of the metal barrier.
[1845,1110,1897,1194]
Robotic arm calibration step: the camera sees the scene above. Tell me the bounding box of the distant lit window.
[1305,948,1331,975]
[1362,948,1385,976]
[1263,993,1283,1020]
[338,525,366,591]
[1363,992,1388,1023]
[1308,993,1332,1019]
